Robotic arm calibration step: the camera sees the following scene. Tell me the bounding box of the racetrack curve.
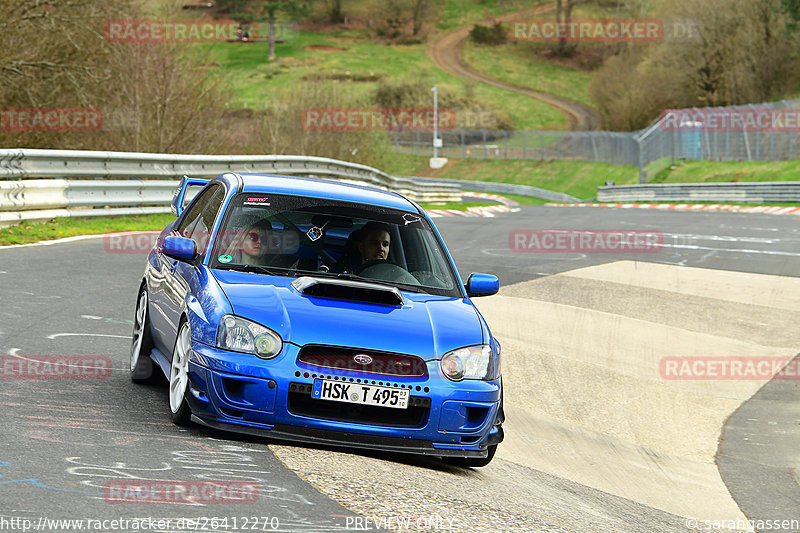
[428,2,602,131]
[1,206,799,532]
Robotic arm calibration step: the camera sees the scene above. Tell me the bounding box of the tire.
[130,288,156,383]
[168,320,192,426]
[443,444,497,468]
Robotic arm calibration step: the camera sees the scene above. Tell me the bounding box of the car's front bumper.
[182,341,503,458]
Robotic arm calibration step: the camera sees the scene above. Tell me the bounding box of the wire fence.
[391,100,800,183]
[392,129,639,167]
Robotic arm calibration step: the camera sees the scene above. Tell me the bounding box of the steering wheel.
[355,260,420,285]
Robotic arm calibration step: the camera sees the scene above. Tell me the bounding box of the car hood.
[212,270,483,359]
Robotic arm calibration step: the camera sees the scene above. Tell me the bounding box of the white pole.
[432,85,438,159]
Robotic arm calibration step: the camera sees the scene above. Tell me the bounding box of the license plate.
[311,379,409,409]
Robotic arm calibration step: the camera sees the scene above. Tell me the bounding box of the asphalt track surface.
[0,205,798,532]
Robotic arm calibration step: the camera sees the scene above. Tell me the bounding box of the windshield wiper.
[217,264,284,276]
[304,270,371,283]
[335,272,370,282]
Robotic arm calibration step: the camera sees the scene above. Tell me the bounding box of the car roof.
[228,173,419,212]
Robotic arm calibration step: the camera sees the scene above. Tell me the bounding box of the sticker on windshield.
[403,214,421,225]
[242,196,271,207]
[218,254,233,263]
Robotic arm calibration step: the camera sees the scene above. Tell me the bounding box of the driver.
[357,222,391,264]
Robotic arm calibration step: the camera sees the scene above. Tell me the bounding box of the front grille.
[298,345,428,378]
[287,382,430,428]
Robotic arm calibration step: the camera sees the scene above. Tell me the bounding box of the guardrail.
[406,177,581,203]
[0,149,461,226]
[597,182,800,203]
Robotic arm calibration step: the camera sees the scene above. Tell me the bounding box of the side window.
[174,184,225,254]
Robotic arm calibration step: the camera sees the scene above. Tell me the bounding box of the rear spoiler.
[171,175,210,217]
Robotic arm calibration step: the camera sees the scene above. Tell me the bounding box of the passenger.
[239,219,273,265]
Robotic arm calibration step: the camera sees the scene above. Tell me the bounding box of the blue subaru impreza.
[130,172,503,467]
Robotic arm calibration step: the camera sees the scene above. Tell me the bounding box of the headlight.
[440,345,493,381]
[217,315,282,359]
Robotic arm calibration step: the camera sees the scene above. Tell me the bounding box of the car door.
[150,183,226,353]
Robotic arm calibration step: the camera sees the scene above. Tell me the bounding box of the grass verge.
[0,214,174,246]
[554,200,800,207]
[419,200,495,211]
[491,193,549,206]
[381,153,639,199]
[384,154,800,200]
[653,160,800,183]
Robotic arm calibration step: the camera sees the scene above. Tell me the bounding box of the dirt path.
[428,2,602,131]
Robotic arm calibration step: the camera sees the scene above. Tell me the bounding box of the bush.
[0,0,235,153]
[469,22,507,45]
[590,0,800,130]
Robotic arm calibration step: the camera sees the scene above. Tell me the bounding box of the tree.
[385,0,433,38]
[410,0,431,36]
[554,0,577,57]
[589,0,800,130]
[216,0,312,60]
[324,0,344,23]
[0,0,235,152]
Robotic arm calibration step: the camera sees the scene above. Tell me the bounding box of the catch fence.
[391,100,800,182]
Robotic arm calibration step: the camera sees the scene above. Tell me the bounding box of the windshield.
[209,192,462,297]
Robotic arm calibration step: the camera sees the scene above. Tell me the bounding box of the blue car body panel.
[212,270,483,354]
[137,173,502,458]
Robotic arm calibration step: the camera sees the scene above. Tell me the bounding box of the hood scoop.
[291,276,404,307]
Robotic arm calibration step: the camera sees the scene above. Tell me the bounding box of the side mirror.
[465,273,499,297]
[163,236,197,262]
